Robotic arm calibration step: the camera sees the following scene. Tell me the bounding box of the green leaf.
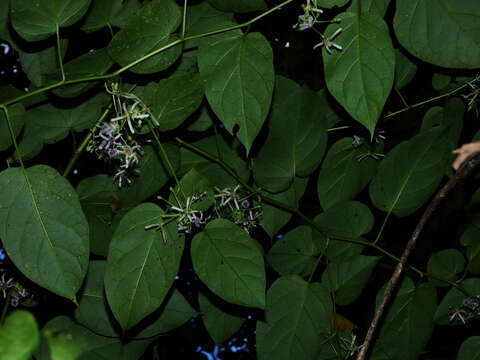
[394,49,417,90]
[133,289,197,338]
[191,219,266,308]
[347,0,390,17]
[11,0,92,41]
[457,337,480,360]
[260,177,308,237]
[394,0,480,69]
[253,76,327,192]
[314,201,374,239]
[372,279,437,360]
[118,144,179,207]
[18,39,67,87]
[198,32,274,153]
[107,0,182,74]
[317,137,379,210]
[432,73,452,91]
[461,225,480,275]
[256,276,333,360]
[151,72,204,131]
[81,0,141,32]
[76,175,123,257]
[323,12,395,136]
[169,168,215,212]
[434,278,480,325]
[370,127,451,216]
[14,94,109,161]
[75,261,118,337]
[199,292,245,345]
[0,103,25,152]
[321,255,380,305]
[317,89,342,128]
[180,135,250,188]
[52,48,114,98]
[427,249,465,287]
[0,310,40,360]
[186,104,214,132]
[318,237,364,263]
[0,165,89,299]
[267,226,318,276]
[207,0,266,13]
[105,203,185,330]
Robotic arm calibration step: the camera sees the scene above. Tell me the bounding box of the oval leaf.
[105,203,185,330]
[457,337,480,360]
[191,219,266,308]
[207,0,266,13]
[323,12,395,136]
[0,165,89,299]
[370,127,451,216]
[256,276,333,360]
[0,310,39,360]
[394,0,480,69]
[0,103,25,152]
[11,0,92,41]
[427,249,465,287]
[198,32,274,154]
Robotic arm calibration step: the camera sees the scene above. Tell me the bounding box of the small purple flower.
[298,15,313,31]
[276,234,284,239]
[241,199,250,208]
[10,289,27,307]
[0,248,6,261]
[0,274,14,298]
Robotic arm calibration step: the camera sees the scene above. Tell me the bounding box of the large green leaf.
[317,0,351,8]
[321,255,380,305]
[0,165,89,299]
[198,32,274,153]
[260,177,308,237]
[198,292,245,345]
[207,0,266,13]
[347,0,391,17]
[107,0,182,74]
[267,226,319,276]
[457,337,480,360]
[314,201,374,239]
[0,103,25,152]
[151,72,204,131]
[11,0,92,41]
[323,12,395,137]
[370,126,451,216]
[104,203,184,330]
[394,0,480,69]
[191,219,266,308]
[256,276,333,360]
[372,279,437,360]
[253,76,327,192]
[0,310,39,360]
[317,137,379,210]
[81,0,141,32]
[394,49,417,90]
[180,134,250,188]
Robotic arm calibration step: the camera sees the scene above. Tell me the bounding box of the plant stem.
[0,291,12,325]
[56,25,65,82]
[62,105,112,177]
[181,0,188,39]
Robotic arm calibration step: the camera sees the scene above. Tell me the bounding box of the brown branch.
[356,151,480,360]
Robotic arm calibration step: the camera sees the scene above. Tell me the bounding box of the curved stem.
[56,25,65,82]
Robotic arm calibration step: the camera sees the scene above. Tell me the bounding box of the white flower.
[313,28,343,54]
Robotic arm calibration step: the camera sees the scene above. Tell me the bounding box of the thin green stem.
[56,25,65,82]
[1,105,25,169]
[181,0,188,39]
[327,125,349,132]
[1,0,295,108]
[395,88,409,108]
[151,128,184,198]
[384,75,480,120]
[62,105,112,177]
[0,290,12,326]
[373,211,391,245]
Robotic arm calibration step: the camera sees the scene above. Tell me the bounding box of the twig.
[356,151,480,360]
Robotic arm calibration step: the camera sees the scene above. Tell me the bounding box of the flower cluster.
[351,132,385,162]
[449,294,480,324]
[87,82,148,187]
[145,185,262,242]
[0,273,29,307]
[293,0,324,31]
[462,78,480,117]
